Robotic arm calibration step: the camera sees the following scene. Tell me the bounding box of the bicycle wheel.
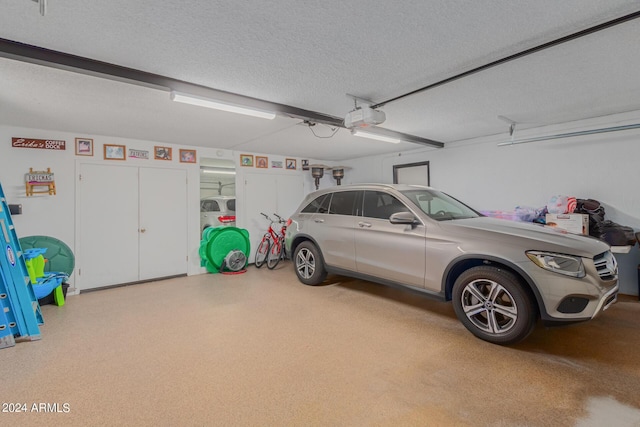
[266,238,283,269]
[254,238,270,268]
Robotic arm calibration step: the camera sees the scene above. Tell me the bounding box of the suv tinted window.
[226,199,236,211]
[202,200,220,212]
[329,191,358,216]
[301,194,330,213]
[363,191,409,220]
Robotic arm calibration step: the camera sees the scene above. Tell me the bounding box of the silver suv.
[285,184,618,345]
[200,196,236,232]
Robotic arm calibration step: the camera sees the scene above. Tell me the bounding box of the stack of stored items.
[574,199,636,246]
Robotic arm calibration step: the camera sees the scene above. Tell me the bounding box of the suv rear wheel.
[452,266,536,345]
[293,241,327,285]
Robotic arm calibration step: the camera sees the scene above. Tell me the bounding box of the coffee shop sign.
[12,137,66,150]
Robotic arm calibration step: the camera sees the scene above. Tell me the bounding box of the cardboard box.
[545,214,589,235]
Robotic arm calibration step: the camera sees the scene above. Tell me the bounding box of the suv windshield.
[401,189,480,221]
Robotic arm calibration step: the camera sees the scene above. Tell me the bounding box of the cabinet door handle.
[140,228,146,233]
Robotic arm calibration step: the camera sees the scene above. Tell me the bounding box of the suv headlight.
[526,251,585,278]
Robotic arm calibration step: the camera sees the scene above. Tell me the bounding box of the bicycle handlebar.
[261,212,286,224]
[275,214,288,225]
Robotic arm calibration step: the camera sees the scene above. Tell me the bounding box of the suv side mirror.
[389,211,418,225]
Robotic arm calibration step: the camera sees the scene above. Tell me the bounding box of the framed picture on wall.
[104,144,126,160]
[286,158,297,170]
[154,146,172,160]
[393,161,430,186]
[256,156,268,168]
[179,149,197,163]
[240,154,254,167]
[75,138,94,156]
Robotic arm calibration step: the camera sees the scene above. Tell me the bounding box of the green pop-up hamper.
[199,227,250,273]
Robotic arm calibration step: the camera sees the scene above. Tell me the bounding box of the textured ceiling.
[1,1,640,160]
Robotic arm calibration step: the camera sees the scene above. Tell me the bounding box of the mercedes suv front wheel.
[452,266,536,345]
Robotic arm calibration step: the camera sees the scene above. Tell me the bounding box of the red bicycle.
[254,213,281,268]
[266,213,287,269]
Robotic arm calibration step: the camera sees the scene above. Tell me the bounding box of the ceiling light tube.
[351,129,401,144]
[170,91,276,120]
[201,168,236,175]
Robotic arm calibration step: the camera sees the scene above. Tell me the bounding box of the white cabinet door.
[139,167,188,280]
[79,164,139,289]
[243,174,278,263]
[242,173,304,263]
[78,164,188,290]
[275,174,305,219]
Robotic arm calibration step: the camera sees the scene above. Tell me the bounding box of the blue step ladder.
[0,273,18,349]
[0,182,42,345]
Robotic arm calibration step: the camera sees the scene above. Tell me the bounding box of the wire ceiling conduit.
[497,123,640,147]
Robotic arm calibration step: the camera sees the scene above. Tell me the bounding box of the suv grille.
[594,251,618,281]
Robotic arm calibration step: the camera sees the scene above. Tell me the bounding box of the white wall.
[0,124,332,288]
[232,154,335,264]
[10,111,635,295]
[0,125,237,289]
[343,111,640,296]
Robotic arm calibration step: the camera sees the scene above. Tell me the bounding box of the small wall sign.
[25,167,56,196]
[129,149,149,159]
[12,137,66,151]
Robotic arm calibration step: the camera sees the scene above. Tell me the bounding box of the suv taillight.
[218,215,236,223]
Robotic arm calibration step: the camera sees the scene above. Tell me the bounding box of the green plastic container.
[199,227,250,273]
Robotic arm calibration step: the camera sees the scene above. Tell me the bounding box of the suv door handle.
[314,218,324,223]
[358,221,372,228]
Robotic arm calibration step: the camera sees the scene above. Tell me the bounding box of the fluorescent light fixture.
[170,91,276,120]
[351,129,401,144]
[201,168,236,175]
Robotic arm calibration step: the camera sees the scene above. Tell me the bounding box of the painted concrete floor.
[1,261,639,426]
